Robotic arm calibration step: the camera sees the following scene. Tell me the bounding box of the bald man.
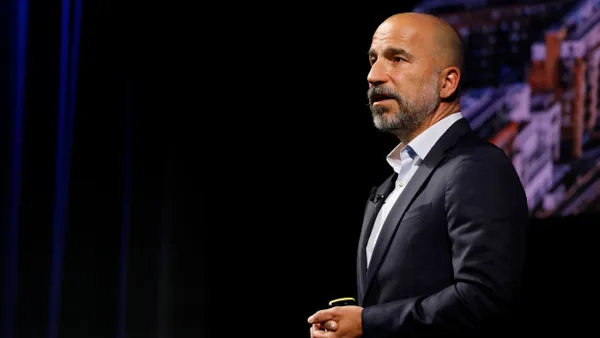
[308,12,528,338]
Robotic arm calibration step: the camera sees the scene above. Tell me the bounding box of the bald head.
[367,11,464,140]
[381,12,464,82]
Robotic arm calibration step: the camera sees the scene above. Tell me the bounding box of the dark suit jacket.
[356,118,529,337]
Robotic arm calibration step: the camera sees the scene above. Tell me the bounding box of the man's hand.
[307,306,363,338]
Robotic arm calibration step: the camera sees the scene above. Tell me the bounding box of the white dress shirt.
[366,112,464,268]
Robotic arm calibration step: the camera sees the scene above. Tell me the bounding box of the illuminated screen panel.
[415,0,600,216]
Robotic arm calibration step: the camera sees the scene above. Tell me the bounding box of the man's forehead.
[371,22,422,52]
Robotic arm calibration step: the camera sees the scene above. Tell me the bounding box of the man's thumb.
[324,320,338,331]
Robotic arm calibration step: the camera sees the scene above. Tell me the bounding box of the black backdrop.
[1,0,201,337]
[2,1,600,338]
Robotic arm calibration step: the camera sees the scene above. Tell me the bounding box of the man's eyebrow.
[368,47,412,60]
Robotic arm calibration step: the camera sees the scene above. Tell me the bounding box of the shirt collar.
[386,112,464,173]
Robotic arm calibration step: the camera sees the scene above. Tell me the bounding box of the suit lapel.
[362,118,472,302]
[357,173,396,304]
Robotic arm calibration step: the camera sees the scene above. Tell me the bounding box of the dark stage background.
[1,0,201,337]
[2,1,600,337]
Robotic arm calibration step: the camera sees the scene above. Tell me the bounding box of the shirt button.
[398,181,405,187]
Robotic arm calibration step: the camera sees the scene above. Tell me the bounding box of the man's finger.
[311,326,332,338]
[310,324,327,338]
[312,323,325,331]
[308,309,335,324]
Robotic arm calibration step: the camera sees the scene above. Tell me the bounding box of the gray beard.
[371,97,438,133]
[369,82,440,134]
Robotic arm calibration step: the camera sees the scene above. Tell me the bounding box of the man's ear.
[439,66,460,100]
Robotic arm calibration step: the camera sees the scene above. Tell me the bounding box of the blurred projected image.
[414,0,600,217]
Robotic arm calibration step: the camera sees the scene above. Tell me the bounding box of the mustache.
[367,86,402,105]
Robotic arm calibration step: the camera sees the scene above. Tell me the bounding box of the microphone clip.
[369,186,385,204]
